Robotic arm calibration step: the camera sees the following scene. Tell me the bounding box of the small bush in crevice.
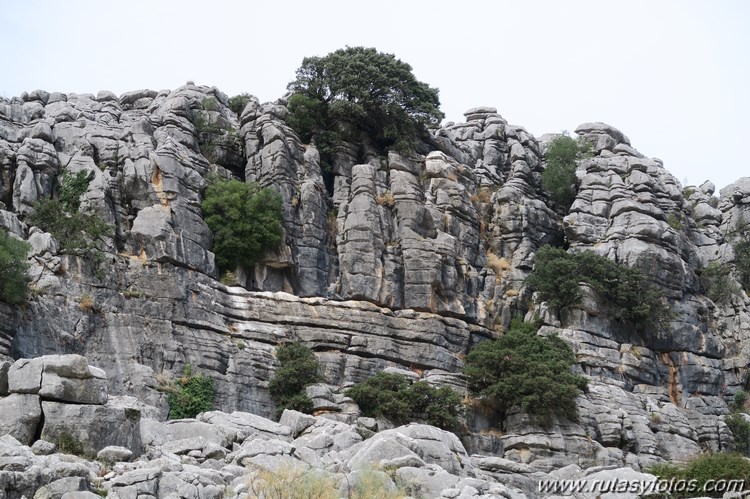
[345,372,463,432]
[166,364,214,420]
[735,237,750,291]
[463,317,588,428]
[700,261,738,304]
[269,343,320,419]
[0,230,30,304]
[228,93,252,116]
[541,133,589,210]
[649,453,750,498]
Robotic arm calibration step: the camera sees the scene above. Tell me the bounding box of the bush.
[228,93,252,116]
[201,176,283,270]
[286,46,444,157]
[345,372,463,431]
[28,199,111,254]
[463,317,588,427]
[58,171,91,213]
[27,171,112,257]
[650,453,750,498]
[0,230,30,304]
[700,261,738,303]
[541,133,587,209]
[525,245,669,330]
[269,343,320,419]
[726,413,750,456]
[167,364,214,420]
[735,238,750,291]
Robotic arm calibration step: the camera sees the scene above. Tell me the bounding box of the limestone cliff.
[1,84,750,475]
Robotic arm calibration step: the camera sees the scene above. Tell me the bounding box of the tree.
[201,176,283,271]
[463,317,588,427]
[0,230,30,304]
[541,133,589,209]
[286,47,444,158]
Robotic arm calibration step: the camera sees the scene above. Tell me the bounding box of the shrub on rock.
[201,176,283,271]
[463,317,587,427]
[269,343,320,419]
[346,372,463,431]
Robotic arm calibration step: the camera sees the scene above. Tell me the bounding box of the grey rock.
[8,357,44,394]
[41,400,142,456]
[96,445,133,463]
[39,372,108,405]
[33,476,87,499]
[0,393,42,444]
[31,439,57,455]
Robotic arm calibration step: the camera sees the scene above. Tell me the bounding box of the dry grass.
[375,191,395,208]
[504,289,519,297]
[240,466,410,499]
[245,466,339,499]
[79,294,95,312]
[486,253,511,275]
[471,187,493,205]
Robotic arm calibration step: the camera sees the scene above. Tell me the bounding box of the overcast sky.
[2,0,747,191]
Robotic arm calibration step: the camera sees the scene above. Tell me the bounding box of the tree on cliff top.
[285,47,444,158]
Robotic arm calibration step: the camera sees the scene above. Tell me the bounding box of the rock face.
[2,85,750,495]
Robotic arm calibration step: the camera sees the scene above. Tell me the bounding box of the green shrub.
[541,133,588,209]
[286,46,444,156]
[228,93,252,116]
[734,390,749,412]
[28,198,111,254]
[726,413,750,456]
[167,364,214,420]
[346,372,463,431]
[735,238,750,291]
[463,317,587,427]
[58,171,91,213]
[701,261,738,303]
[0,231,30,304]
[525,245,669,329]
[269,343,320,419]
[201,176,283,271]
[649,453,750,498]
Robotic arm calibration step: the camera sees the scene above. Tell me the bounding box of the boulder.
[0,393,42,444]
[40,401,142,457]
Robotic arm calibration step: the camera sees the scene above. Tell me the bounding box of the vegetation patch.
[700,261,738,304]
[463,317,588,427]
[541,133,590,210]
[346,372,463,432]
[526,245,669,330]
[0,230,30,304]
[166,364,214,420]
[228,93,252,116]
[201,176,283,271]
[269,343,320,419]
[649,453,750,498]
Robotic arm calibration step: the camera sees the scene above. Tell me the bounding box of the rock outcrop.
[2,85,750,496]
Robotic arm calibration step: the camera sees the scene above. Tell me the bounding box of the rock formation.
[1,84,750,497]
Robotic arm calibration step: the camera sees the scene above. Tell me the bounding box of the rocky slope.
[1,84,750,495]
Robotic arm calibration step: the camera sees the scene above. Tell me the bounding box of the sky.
[2,0,748,191]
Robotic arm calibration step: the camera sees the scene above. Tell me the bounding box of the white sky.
[2,0,748,191]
